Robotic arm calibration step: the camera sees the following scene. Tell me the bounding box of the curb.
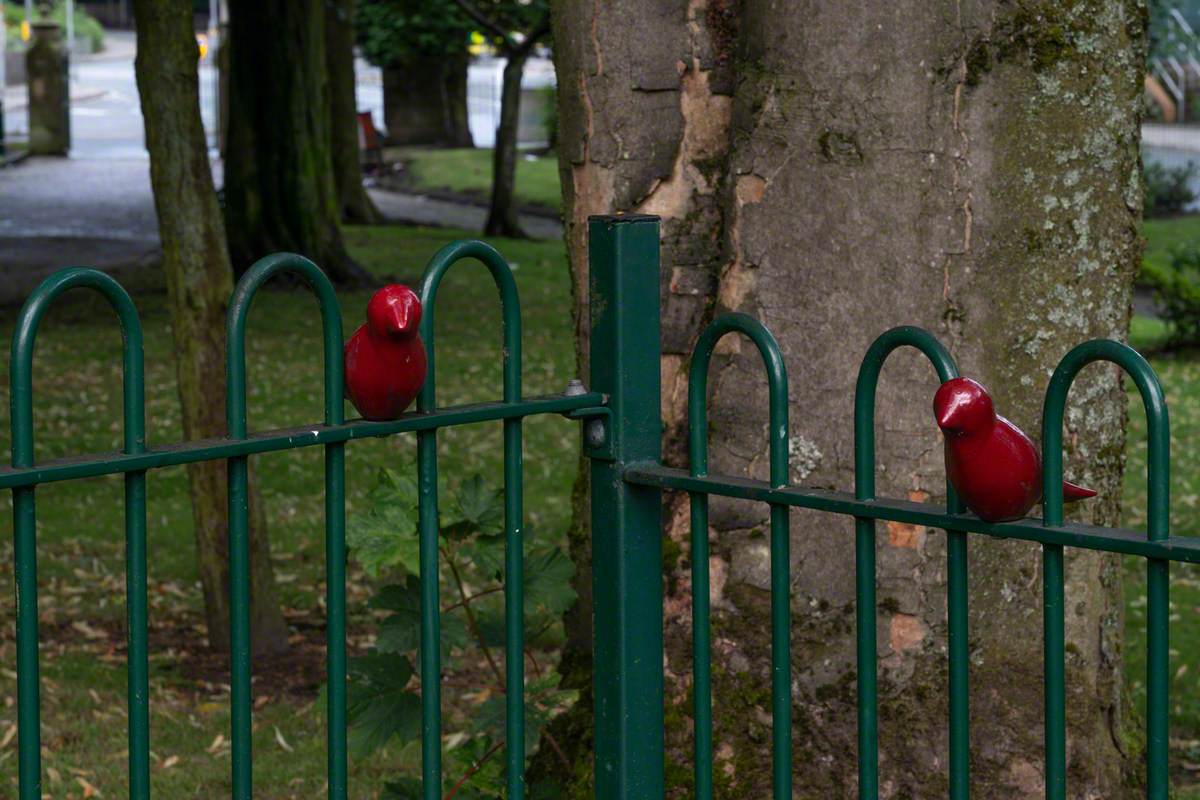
[4,87,108,112]
[373,177,562,222]
[0,149,29,169]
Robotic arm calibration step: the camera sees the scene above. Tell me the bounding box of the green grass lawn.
[1126,315,1200,795]
[399,148,562,211]
[0,225,580,798]
[1144,215,1200,275]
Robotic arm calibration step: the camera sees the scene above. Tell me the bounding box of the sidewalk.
[1143,122,1200,153]
[3,82,107,112]
[368,188,562,240]
[2,30,134,112]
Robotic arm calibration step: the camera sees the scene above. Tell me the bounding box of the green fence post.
[588,214,664,800]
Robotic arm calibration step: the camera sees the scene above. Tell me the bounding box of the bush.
[1143,246,1200,346]
[3,2,105,52]
[1145,160,1198,218]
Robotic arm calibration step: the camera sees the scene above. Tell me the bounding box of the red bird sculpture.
[933,377,1095,523]
[344,285,427,421]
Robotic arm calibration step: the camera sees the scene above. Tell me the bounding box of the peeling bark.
[551,0,1146,797]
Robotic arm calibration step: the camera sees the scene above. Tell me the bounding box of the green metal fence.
[0,212,1186,800]
[2,243,603,800]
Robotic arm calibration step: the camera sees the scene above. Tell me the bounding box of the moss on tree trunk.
[548,0,1147,796]
[132,0,289,656]
[223,0,372,285]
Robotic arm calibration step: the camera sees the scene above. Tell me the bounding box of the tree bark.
[132,0,289,656]
[326,0,381,224]
[484,48,529,237]
[549,1,1146,797]
[224,0,373,285]
[382,55,473,147]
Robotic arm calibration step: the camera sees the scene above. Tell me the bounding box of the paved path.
[368,188,562,240]
[0,31,562,304]
[0,157,159,303]
[1144,123,1200,153]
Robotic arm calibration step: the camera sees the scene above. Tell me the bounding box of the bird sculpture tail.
[1063,480,1097,502]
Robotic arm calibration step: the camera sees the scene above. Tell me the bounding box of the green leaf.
[459,532,506,580]
[347,652,421,755]
[374,577,422,653]
[441,612,471,652]
[474,607,508,649]
[523,545,576,617]
[382,777,422,800]
[373,576,469,654]
[346,468,420,578]
[346,504,419,578]
[474,672,578,755]
[445,735,505,799]
[446,473,503,539]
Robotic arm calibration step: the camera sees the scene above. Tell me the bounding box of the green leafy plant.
[1143,246,1200,347]
[356,0,474,68]
[1144,160,1198,218]
[345,468,578,799]
[3,2,105,52]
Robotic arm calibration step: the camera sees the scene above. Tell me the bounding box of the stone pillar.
[26,21,69,156]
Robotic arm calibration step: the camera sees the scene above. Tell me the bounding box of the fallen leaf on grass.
[75,775,102,797]
[71,621,107,641]
[274,726,293,753]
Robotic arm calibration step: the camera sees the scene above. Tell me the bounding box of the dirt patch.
[34,606,359,703]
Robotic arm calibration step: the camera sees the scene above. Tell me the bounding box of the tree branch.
[444,739,505,800]
[442,546,504,686]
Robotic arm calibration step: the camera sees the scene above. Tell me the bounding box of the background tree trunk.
[326,0,382,224]
[548,1,1146,796]
[132,0,289,656]
[223,0,372,285]
[382,56,473,147]
[485,48,529,237]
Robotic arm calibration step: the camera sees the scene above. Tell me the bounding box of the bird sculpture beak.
[387,302,416,335]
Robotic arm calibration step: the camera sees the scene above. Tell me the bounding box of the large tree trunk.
[382,55,473,147]
[548,1,1146,797]
[326,0,381,225]
[484,49,530,237]
[223,0,372,285]
[133,0,289,656]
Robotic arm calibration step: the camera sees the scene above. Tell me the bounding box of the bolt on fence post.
[587,214,664,800]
